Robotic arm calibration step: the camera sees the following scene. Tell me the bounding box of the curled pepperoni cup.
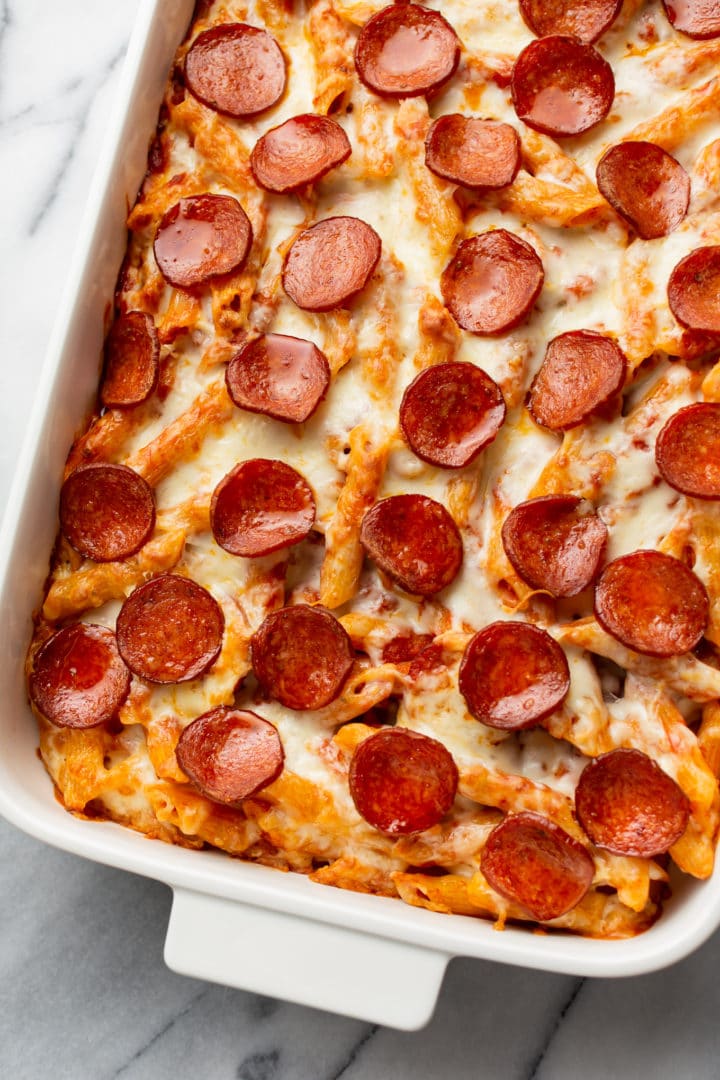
[594,550,709,657]
[481,812,594,922]
[662,0,720,38]
[101,312,159,408]
[210,459,315,557]
[459,622,570,730]
[527,330,627,431]
[116,575,224,684]
[360,494,463,596]
[441,230,544,336]
[251,605,354,711]
[176,707,284,807]
[153,194,252,289]
[596,142,690,240]
[349,728,458,835]
[29,624,130,730]
[656,402,720,499]
[424,116,521,190]
[250,114,351,194]
[354,3,460,99]
[518,0,622,42]
[59,463,155,563]
[184,24,286,117]
[511,36,615,137]
[399,362,506,469]
[502,495,608,598]
[668,246,720,332]
[225,334,330,424]
[282,217,381,312]
[575,749,691,857]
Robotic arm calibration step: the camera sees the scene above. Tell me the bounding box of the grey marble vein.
[27,43,126,235]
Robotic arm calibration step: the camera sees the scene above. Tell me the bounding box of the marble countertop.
[3,3,720,1077]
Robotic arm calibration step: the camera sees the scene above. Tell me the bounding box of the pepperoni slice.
[250,114,351,194]
[349,727,458,835]
[527,330,626,431]
[184,24,286,117]
[354,3,461,99]
[399,362,506,468]
[282,217,381,312]
[225,334,330,424]
[656,402,720,499]
[101,312,159,408]
[594,550,709,657]
[29,624,131,730]
[251,605,354,711]
[511,36,615,137]
[459,622,570,730]
[360,494,463,596]
[502,496,608,598]
[575,748,691,857]
[441,230,544,336]
[596,142,690,240]
[154,194,252,289]
[518,0,622,42]
[116,575,224,683]
[481,812,594,921]
[176,707,284,806]
[668,246,720,332]
[424,116,521,190]
[59,463,155,563]
[381,632,435,664]
[210,459,315,558]
[662,0,720,38]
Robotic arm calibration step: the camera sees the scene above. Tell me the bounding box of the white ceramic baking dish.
[3,0,720,1032]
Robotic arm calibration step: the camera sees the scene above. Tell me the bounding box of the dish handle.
[165,887,451,1030]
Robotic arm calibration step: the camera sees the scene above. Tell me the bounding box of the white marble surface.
[3,3,720,1077]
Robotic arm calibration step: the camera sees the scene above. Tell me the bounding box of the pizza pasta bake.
[27,0,720,938]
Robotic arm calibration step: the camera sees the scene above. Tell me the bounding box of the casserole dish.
[4,0,720,1031]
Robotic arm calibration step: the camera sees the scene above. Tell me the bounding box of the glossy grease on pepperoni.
[656,402,720,499]
[354,3,460,98]
[176,707,284,806]
[481,812,594,921]
[575,748,690,857]
[116,575,224,683]
[30,624,130,730]
[662,0,720,38]
[101,311,159,408]
[381,632,435,664]
[210,459,315,557]
[459,622,570,730]
[596,142,690,239]
[441,230,544,336]
[399,362,506,468]
[349,727,458,835]
[668,246,720,331]
[154,194,252,289]
[250,114,351,193]
[518,0,622,42]
[502,495,608,597]
[251,605,354,711]
[360,494,463,596]
[511,36,615,137]
[60,463,155,563]
[424,116,521,190]
[282,217,381,312]
[594,550,708,657]
[184,24,286,117]
[225,334,330,423]
[528,330,627,431]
